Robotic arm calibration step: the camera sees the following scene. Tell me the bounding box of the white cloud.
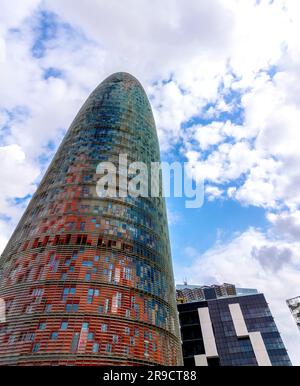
[0,5,111,247]
[193,122,224,151]
[234,158,281,208]
[186,140,259,184]
[227,186,237,198]
[0,0,40,30]
[184,66,300,210]
[150,80,203,150]
[0,37,5,63]
[0,144,40,250]
[41,0,234,150]
[0,144,39,211]
[0,13,106,156]
[205,185,224,201]
[44,0,233,76]
[268,211,300,241]
[233,71,300,209]
[170,0,300,213]
[225,0,289,79]
[167,206,182,226]
[251,245,292,272]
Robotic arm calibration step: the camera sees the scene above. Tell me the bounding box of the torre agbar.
[0,73,183,366]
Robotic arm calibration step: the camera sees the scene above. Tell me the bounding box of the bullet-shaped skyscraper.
[0,73,183,365]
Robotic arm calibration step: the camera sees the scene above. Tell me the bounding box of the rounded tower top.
[75,71,158,154]
[98,71,145,90]
[103,71,141,82]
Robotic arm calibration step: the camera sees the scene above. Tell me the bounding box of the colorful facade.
[0,72,183,365]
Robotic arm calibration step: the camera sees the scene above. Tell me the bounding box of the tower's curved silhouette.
[0,72,183,365]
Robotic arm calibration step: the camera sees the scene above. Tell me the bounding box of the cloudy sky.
[1,0,300,364]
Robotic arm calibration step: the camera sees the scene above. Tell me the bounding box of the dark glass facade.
[178,293,291,366]
[0,72,182,365]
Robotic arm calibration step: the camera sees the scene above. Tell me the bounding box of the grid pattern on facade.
[0,72,182,366]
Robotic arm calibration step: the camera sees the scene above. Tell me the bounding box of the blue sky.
[168,198,269,271]
[1,0,300,364]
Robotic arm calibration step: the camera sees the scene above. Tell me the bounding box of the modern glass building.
[0,72,183,366]
[178,284,291,366]
[287,296,300,331]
